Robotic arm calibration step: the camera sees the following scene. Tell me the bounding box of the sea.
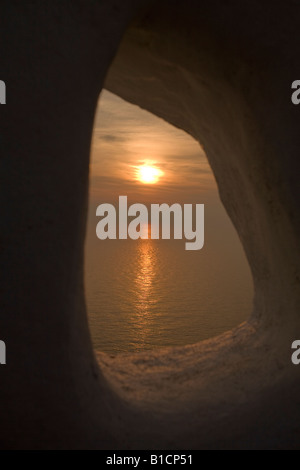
[84,197,253,354]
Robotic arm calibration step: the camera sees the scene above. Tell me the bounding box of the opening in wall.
[85,90,253,354]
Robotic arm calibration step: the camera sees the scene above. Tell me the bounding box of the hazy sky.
[89,90,217,206]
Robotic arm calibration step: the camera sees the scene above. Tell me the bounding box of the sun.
[137,165,164,184]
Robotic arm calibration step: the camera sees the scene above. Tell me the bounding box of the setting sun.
[137,165,164,184]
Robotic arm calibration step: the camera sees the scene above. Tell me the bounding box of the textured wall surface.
[0,0,300,449]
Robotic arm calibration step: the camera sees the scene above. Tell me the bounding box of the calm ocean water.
[84,198,253,354]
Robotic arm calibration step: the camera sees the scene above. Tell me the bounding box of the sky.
[89,90,218,206]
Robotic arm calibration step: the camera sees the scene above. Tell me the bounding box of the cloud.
[99,134,125,143]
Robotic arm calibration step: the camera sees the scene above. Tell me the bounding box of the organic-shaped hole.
[85,90,253,354]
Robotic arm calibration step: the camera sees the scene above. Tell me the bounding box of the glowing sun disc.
[138,165,164,184]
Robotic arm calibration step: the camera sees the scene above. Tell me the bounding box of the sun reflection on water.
[130,239,160,348]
